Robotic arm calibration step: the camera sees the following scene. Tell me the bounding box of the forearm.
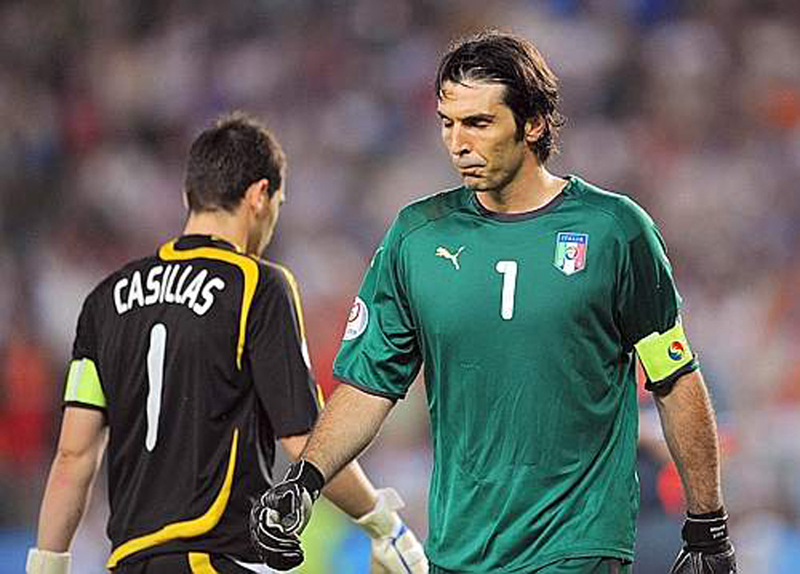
[36,408,107,552]
[255,386,428,572]
[302,384,393,481]
[654,370,723,513]
[280,431,377,518]
[37,446,104,550]
[322,461,378,519]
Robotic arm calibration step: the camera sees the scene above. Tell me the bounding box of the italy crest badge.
[554,232,588,275]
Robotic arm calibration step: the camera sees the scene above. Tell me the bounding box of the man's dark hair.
[435,31,565,163]
[185,112,286,212]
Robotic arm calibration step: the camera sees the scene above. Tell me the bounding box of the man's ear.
[244,179,271,212]
[524,116,545,146]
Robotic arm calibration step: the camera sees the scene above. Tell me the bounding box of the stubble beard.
[465,162,520,203]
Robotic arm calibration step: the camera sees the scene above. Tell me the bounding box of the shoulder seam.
[261,261,307,342]
[395,196,466,248]
[572,193,644,243]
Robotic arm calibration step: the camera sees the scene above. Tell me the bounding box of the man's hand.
[670,508,736,573]
[357,488,428,574]
[249,460,325,571]
[26,548,71,574]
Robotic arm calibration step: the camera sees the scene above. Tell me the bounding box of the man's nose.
[447,125,470,157]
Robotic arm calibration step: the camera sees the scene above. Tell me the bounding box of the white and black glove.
[250,460,325,571]
[670,508,737,573]
[356,488,428,574]
[26,549,71,574]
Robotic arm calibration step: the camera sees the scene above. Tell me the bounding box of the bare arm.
[654,369,723,513]
[259,386,428,572]
[36,407,107,551]
[302,384,394,482]
[280,432,378,519]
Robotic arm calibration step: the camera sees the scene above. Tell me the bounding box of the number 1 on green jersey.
[495,261,518,320]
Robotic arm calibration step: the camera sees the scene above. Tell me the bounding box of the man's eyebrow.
[436,111,496,121]
[464,113,495,121]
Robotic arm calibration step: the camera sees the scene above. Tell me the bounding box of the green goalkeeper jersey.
[333,176,697,572]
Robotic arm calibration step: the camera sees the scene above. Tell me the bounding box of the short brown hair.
[185,112,286,212]
[435,31,565,163]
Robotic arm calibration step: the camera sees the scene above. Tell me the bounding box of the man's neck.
[183,210,248,253]
[476,165,567,214]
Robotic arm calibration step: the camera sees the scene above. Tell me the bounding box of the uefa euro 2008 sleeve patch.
[634,318,695,383]
[343,296,369,341]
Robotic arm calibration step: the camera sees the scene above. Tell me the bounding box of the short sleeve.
[617,213,698,390]
[247,265,319,438]
[63,295,107,410]
[333,218,422,400]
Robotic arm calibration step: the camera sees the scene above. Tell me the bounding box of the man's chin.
[463,178,493,192]
[462,175,481,188]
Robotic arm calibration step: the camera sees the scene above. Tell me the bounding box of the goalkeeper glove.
[670,508,737,573]
[26,549,71,574]
[250,460,325,571]
[356,488,428,574]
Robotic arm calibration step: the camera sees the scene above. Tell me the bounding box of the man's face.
[437,80,529,193]
[248,183,284,256]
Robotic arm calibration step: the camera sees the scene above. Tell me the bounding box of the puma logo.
[435,246,465,270]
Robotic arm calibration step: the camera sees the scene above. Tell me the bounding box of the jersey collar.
[173,234,243,253]
[470,175,576,222]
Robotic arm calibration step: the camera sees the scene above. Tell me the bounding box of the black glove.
[249,460,325,571]
[670,508,737,573]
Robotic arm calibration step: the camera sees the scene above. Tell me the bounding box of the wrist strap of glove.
[682,507,731,553]
[356,488,404,539]
[285,460,325,501]
[26,548,71,574]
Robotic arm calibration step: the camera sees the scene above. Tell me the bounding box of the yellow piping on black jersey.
[106,429,239,568]
[159,241,259,369]
[271,262,307,341]
[188,552,219,573]
[271,262,325,408]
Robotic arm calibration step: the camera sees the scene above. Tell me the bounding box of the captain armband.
[63,358,107,409]
[634,319,699,397]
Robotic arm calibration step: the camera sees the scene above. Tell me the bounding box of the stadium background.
[0,0,798,571]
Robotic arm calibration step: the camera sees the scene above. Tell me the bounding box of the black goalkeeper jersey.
[62,235,320,568]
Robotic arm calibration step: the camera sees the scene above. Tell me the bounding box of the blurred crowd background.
[0,0,798,572]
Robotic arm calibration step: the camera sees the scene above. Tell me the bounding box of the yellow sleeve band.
[64,358,107,408]
[634,319,695,383]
